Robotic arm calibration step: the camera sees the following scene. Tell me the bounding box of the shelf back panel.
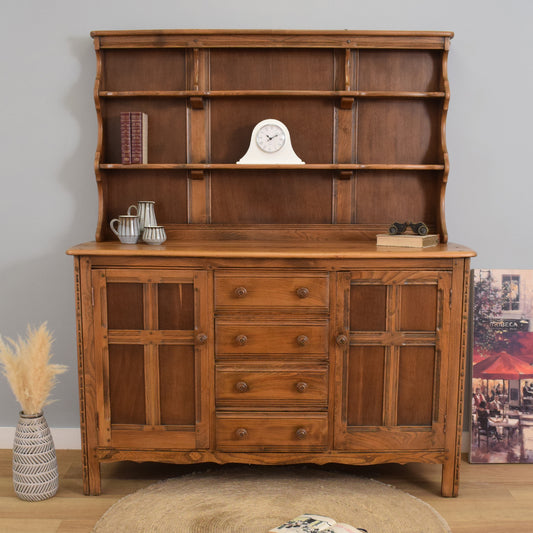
[209,48,336,91]
[357,50,443,92]
[102,170,188,240]
[357,100,443,164]
[101,49,187,91]
[102,99,187,164]
[210,98,334,164]
[354,170,441,225]
[210,171,333,224]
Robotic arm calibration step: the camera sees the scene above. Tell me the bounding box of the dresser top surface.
[67,240,475,259]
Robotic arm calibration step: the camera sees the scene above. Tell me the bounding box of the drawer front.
[216,414,328,450]
[215,322,329,355]
[215,273,329,309]
[216,369,328,403]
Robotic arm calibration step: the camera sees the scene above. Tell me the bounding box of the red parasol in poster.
[473,351,533,380]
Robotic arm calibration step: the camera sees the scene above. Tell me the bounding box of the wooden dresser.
[67,30,475,497]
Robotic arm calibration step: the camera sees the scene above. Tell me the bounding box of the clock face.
[256,123,286,153]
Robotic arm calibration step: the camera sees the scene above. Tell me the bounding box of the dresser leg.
[441,457,459,497]
[83,451,101,496]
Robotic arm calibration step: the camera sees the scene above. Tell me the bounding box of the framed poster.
[470,269,533,463]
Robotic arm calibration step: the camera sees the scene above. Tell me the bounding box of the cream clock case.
[237,119,304,164]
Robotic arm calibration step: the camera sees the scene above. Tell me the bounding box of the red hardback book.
[120,112,131,164]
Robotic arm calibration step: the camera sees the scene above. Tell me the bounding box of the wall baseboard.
[0,427,81,450]
[0,427,470,454]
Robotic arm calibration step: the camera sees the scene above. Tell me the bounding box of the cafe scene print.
[471,269,533,463]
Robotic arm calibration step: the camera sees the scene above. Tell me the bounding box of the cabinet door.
[92,269,209,450]
[334,270,451,451]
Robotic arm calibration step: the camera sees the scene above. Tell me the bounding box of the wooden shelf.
[98,163,446,171]
[99,90,446,99]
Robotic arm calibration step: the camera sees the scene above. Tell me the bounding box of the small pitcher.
[110,215,140,244]
[128,200,157,231]
[143,225,167,245]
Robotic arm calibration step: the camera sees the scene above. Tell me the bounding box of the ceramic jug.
[128,201,157,231]
[110,215,140,244]
[143,225,167,245]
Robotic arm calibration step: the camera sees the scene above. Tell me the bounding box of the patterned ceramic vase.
[128,200,157,232]
[12,412,59,501]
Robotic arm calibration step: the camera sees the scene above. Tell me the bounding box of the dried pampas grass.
[0,323,68,416]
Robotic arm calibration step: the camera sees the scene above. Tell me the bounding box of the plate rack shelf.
[92,30,452,242]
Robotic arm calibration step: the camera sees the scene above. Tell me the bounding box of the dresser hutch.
[67,30,475,497]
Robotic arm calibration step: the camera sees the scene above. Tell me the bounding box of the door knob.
[336,334,348,346]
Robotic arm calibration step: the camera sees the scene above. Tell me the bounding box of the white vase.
[12,412,59,501]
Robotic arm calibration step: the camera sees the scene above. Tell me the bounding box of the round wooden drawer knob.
[235,428,248,439]
[295,427,308,440]
[196,333,208,344]
[235,334,248,346]
[336,334,348,346]
[234,286,248,298]
[235,381,249,393]
[297,335,309,346]
[296,382,308,393]
[296,287,310,299]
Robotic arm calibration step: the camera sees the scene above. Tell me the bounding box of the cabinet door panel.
[399,284,437,331]
[93,269,209,450]
[158,283,195,330]
[397,346,436,426]
[159,346,196,425]
[347,346,385,426]
[107,283,144,330]
[108,344,146,424]
[335,270,450,451]
[350,285,387,331]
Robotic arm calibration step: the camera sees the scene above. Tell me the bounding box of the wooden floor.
[1,450,532,532]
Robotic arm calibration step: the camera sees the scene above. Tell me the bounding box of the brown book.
[130,112,148,164]
[120,112,131,164]
[376,233,440,248]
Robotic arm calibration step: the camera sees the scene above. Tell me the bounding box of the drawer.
[216,414,328,450]
[216,368,328,403]
[215,272,329,309]
[215,322,329,356]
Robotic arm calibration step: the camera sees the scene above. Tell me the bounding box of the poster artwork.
[470,269,533,463]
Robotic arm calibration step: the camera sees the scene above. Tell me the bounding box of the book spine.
[120,112,131,164]
[131,112,148,164]
[142,112,148,164]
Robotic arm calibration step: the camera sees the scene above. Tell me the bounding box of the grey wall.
[1,0,532,429]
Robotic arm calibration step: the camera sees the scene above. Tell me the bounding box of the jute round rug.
[92,466,450,533]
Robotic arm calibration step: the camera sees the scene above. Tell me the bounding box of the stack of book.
[376,233,439,248]
[120,112,148,164]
